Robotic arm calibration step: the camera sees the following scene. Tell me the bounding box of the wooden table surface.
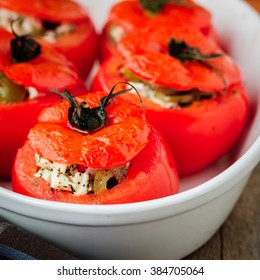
[186,0,260,260]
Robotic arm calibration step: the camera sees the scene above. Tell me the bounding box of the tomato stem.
[10,18,42,62]
[168,38,226,87]
[140,0,186,13]
[50,82,142,134]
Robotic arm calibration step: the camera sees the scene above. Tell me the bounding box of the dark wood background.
[186,0,260,259]
[247,0,260,11]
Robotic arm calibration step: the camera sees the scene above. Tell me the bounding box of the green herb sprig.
[168,38,222,63]
[140,0,168,13]
[168,38,226,86]
[140,0,185,14]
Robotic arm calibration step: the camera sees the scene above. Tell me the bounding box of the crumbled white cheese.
[129,82,179,109]
[0,8,42,35]
[34,155,91,195]
[109,24,125,43]
[34,154,129,195]
[27,87,39,99]
[43,23,75,43]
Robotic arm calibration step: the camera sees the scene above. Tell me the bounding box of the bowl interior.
[0,0,260,215]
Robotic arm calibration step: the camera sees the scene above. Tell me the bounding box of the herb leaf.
[140,0,168,13]
[168,38,222,63]
[168,38,226,86]
[140,0,185,13]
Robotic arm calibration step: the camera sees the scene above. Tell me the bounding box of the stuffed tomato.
[0,28,85,178]
[12,85,179,204]
[91,26,249,176]
[0,0,98,80]
[100,0,220,60]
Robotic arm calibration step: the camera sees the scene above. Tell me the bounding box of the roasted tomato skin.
[0,94,60,179]
[0,85,86,179]
[12,93,179,204]
[0,31,86,178]
[0,0,98,80]
[52,18,98,81]
[143,83,248,176]
[99,0,220,60]
[91,55,248,176]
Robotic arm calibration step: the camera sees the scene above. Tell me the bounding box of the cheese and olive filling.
[121,67,215,108]
[0,8,75,41]
[34,154,130,195]
[0,8,42,35]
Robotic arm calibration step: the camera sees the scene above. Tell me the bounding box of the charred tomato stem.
[51,82,142,134]
[10,18,42,62]
[168,38,226,87]
[140,0,185,13]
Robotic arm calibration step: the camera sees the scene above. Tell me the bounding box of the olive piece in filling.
[93,170,118,194]
[0,73,27,103]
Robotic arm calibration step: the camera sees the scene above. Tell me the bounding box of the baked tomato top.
[28,91,150,169]
[0,29,80,91]
[90,57,248,177]
[0,0,98,80]
[117,26,241,92]
[109,0,212,33]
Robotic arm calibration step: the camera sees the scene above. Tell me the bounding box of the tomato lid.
[109,0,212,33]
[1,38,80,90]
[118,26,220,59]
[118,26,241,91]
[126,52,193,90]
[28,91,150,169]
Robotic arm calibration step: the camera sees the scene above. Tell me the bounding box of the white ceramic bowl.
[0,0,260,259]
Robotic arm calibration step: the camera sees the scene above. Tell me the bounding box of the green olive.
[0,73,27,103]
[93,165,128,194]
[93,170,116,194]
[30,26,45,36]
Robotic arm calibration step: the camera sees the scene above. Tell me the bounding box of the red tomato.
[12,92,179,204]
[99,0,220,60]
[117,26,241,92]
[0,0,98,80]
[0,32,86,178]
[28,92,150,168]
[91,28,248,176]
[0,94,61,179]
